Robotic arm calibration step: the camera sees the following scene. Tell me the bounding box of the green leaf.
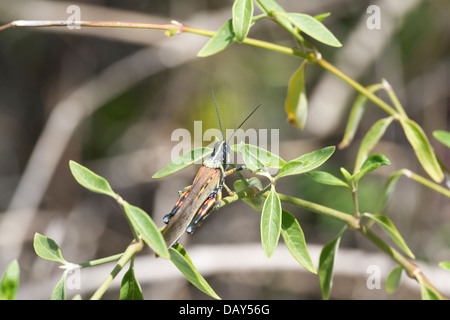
[198,20,235,57]
[232,0,253,42]
[285,60,308,129]
[169,244,220,300]
[385,265,402,294]
[255,0,297,34]
[120,265,143,300]
[305,171,349,188]
[339,84,384,149]
[51,271,67,300]
[277,12,341,47]
[152,147,212,178]
[123,203,169,259]
[0,260,20,300]
[354,153,391,183]
[261,185,282,258]
[439,261,450,271]
[69,160,116,198]
[319,228,345,300]
[275,146,335,181]
[363,213,415,259]
[354,116,394,173]
[375,170,404,214]
[418,277,440,300]
[233,177,264,211]
[231,142,286,171]
[400,119,443,183]
[281,210,316,273]
[314,12,331,22]
[33,233,68,264]
[340,167,353,185]
[433,130,450,149]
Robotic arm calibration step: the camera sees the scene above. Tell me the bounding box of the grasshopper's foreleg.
[222,165,246,196]
[163,185,192,224]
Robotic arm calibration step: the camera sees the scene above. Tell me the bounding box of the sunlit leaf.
[0,260,20,300]
[400,119,443,183]
[198,20,235,57]
[51,271,67,300]
[233,177,264,211]
[285,60,308,129]
[281,210,316,273]
[306,171,349,188]
[385,265,402,294]
[363,213,415,259]
[232,0,253,42]
[255,0,297,34]
[231,142,286,171]
[169,244,220,300]
[439,261,450,271]
[69,160,116,198]
[261,185,282,258]
[152,147,213,178]
[433,130,450,149]
[354,153,391,183]
[33,233,68,264]
[120,265,143,300]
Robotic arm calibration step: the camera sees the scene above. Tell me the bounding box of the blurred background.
[0,0,449,299]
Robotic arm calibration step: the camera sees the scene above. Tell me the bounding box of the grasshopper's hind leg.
[163,185,192,224]
[186,186,223,234]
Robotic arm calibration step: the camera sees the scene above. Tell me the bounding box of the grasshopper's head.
[203,140,230,169]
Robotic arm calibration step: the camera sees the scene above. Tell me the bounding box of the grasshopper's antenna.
[211,90,224,141]
[227,103,262,144]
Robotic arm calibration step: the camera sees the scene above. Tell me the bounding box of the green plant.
[2,0,449,300]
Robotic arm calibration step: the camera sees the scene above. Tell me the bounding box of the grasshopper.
[161,93,261,248]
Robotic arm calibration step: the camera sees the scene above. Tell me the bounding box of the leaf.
[375,170,403,214]
[363,213,415,259]
[198,20,235,57]
[340,167,353,185]
[255,0,297,34]
[433,130,450,149]
[400,119,443,183]
[354,116,394,173]
[354,153,391,183]
[0,260,20,300]
[232,0,253,42]
[33,233,68,264]
[277,12,341,47]
[285,60,308,129]
[305,171,349,188]
[69,160,116,198]
[439,261,450,271]
[123,203,169,259]
[152,147,212,178]
[417,277,441,300]
[260,185,282,258]
[275,146,335,181]
[51,271,67,300]
[120,265,143,300]
[231,142,286,171]
[319,228,345,300]
[339,84,384,149]
[233,177,264,211]
[169,244,220,300]
[281,210,316,273]
[385,265,402,294]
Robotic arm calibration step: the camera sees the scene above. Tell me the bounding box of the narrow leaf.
[433,130,450,148]
[0,260,20,300]
[169,244,220,300]
[232,142,286,171]
[69,160,116,198]
[255,0,297,34]
[33,233,68,264]
[400,119,443,182]
[153,147,212,178]
[123,203,169,259]
[339,84,384,149]
[51,271,67,300]
[306,171,349,188]
[363,213,415,259]
[275,146,335,181]
[120,265,143,300]
[385,265,402,294]
[261,185,282,258]
[277,12,341,47]
[439,261,450,271]
[319,228,345,300]
[354,153,391,183]
[198,20,235,57]
[375,170,404,214]
[233,177,264,211]
[281,210,316,273]
[418,277,441,300]
[354,116,394,173]
[285,60,308,129]
[232,0,253,42]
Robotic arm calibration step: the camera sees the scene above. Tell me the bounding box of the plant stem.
[90,239,143,300]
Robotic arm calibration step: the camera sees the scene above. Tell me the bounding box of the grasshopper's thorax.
[203,141,230,170]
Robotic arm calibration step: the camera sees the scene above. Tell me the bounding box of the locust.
[161,93,261,248]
